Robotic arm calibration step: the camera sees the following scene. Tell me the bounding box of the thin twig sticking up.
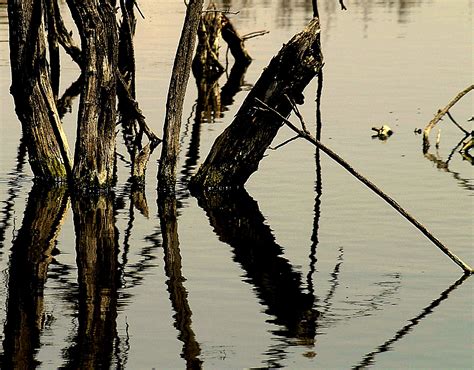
[423,84,473,150]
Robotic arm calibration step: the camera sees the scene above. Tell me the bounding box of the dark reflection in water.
[62,194,120,369]
[0,184,68,369]
[158,194,202,369]
[194,188,319,366]
[0,138,27,254]
[353,274,469,369]
[423,135,474,192]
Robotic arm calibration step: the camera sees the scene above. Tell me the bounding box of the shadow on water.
[193,188,319,366]
[0,184,68,369]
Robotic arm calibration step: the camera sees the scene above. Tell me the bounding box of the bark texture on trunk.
[158,0,204,192]
[67,0,119,189]
[7,0,72,182]
[190,18,323,189]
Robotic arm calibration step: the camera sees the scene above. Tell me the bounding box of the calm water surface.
[0,0,472,368]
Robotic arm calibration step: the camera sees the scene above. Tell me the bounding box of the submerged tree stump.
[67,0,119,188]
[7,0,72,182]
[190,18,323,189]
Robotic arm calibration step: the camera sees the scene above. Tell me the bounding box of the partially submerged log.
[190,18,323,189]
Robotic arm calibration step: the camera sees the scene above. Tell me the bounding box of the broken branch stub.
[190,18,323,189]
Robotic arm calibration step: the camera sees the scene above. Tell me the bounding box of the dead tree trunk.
[7,0,72,183]
[190,18,323,189]
[67,0,119,189]
[158,0,204,192]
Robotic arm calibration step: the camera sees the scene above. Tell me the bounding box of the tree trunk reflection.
[194,189,318,342]
[64,194,118,369]
[158,194,202,369]
[1,184,68,368]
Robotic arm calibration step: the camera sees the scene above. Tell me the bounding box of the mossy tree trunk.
[7,0,72,183]
[190,18,323,189]
[67,0,119,189]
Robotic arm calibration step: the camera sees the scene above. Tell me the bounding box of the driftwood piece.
[158,0,205,192]
[190,18,323,189]
[255,97,473,275]
[423,84,474,151]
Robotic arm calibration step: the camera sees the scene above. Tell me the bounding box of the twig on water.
[254,97,473,275]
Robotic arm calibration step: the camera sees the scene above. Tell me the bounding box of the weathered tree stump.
[67,0,119,189]
[7,0,72,182]
[190,18,323,189]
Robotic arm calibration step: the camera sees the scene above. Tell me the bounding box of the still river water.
[0,0,472,368]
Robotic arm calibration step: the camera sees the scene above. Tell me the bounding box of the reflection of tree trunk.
[194,189,318,341]
[353,274,469,369]
[220,61,250,107]
[191,18,323,189]
[158,194,202,369]
[67,0,118,188]
[7,0,72,182]
[1,184,68,369]
[65,194,118,369]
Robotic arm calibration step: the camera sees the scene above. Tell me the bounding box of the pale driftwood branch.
[423,84,474,147]
[255,97,473,275]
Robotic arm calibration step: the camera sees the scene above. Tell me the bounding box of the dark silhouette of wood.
[158,194,202,369]
[158,0,205,192]
[190,18,323,189]
[0,185,68,368]
[193,188,318,344]
[221,14,252,64]
[67,0,119,188]
[7,0,72,182]
[66,194,119,369]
